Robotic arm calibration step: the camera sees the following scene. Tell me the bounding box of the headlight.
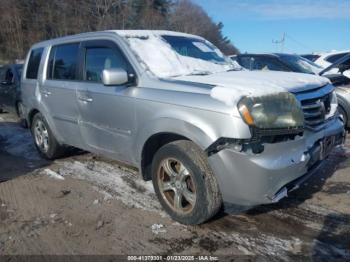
[238,92,304,129]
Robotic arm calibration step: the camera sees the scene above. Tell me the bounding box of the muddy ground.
[0,111,349,259]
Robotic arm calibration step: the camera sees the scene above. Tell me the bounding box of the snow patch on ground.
[214,231,303,256]
[0,122,40,160]
[57,160,165,214]
[151,224,167,235]
[41,169,65,180]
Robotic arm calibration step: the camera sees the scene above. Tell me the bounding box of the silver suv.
[21,30,345,224]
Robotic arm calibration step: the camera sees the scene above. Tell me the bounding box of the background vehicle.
[0,63,26,125]
[312,50,350,78]
[22,31,344,224]
[233,53,350,129]
[300,54,320,62]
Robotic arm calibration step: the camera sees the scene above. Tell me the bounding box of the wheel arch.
[136,118,217,181]
[337,95,350,128]
[28,108,40,127]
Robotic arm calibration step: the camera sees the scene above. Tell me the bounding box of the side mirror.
[102,68,128,86]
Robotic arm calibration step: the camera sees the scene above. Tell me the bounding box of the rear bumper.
[208,117,345,207]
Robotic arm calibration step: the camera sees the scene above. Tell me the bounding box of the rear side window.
[47,43,79,80]
[84,47,128,82]
[26,48,44,79]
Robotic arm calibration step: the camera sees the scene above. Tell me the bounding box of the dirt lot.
[0,111,349,259]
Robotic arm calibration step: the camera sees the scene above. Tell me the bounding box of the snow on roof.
[110,30,203,40]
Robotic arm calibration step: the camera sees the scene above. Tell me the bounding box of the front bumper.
[208,117,345,207]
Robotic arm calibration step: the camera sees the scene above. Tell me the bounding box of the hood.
[173,70,330,107]
[175,70,329,93]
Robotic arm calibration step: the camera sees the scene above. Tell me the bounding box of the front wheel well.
[141,133,189,181]
[28,109,40,127]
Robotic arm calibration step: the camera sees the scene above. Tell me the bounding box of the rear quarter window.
[26,48,44,79]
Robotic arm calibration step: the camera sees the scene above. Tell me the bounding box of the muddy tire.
[31,112,65,160]
[16,101,27,128]
[152,140,222,225]
[339,106,348,129]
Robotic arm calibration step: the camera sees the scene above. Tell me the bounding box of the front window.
[279,55,323,74]
[84,47,128,82]
[125,34,235,78]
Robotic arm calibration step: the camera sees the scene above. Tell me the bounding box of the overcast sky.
[193,0,350,54]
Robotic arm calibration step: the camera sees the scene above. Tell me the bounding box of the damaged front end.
[206,85,345,208]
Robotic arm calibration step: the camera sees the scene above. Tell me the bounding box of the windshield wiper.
[226,68,242,72]
[187,70,212,76]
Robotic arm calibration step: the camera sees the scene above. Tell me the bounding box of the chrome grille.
[294,85,334,130]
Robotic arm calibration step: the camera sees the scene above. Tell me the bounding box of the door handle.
[41,90,52,96]
[78,96,93,103]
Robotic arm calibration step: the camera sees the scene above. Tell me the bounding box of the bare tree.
[0,0,238,62]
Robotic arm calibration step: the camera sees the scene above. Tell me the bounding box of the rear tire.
[152,140,222,225]
[31,112,65,160]
[339,106,348,129]
[16,101,27,128]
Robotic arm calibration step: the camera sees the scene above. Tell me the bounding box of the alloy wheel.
[157,158,197,214]
[34,119,49,153]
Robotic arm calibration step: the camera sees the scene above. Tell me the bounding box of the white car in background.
[313,50,350,78]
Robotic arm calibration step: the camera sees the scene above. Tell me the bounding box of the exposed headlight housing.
[326,91,338,119]
[238,92,304,129]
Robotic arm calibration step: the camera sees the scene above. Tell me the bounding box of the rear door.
[76,40,136,163]
[42,43,84,148]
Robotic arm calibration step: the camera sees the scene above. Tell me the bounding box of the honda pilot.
[21,30,345,224]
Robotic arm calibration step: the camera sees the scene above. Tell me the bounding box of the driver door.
[77,40,137,163]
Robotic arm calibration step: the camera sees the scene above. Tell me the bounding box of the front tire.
[152,140,222,225]
[31,112,65,159]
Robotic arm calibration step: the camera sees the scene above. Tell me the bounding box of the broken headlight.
[238,92,304,129]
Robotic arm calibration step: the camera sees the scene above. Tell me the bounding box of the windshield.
[125,34,235,78]
[279,55,322,75]
[162,35,226,64]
